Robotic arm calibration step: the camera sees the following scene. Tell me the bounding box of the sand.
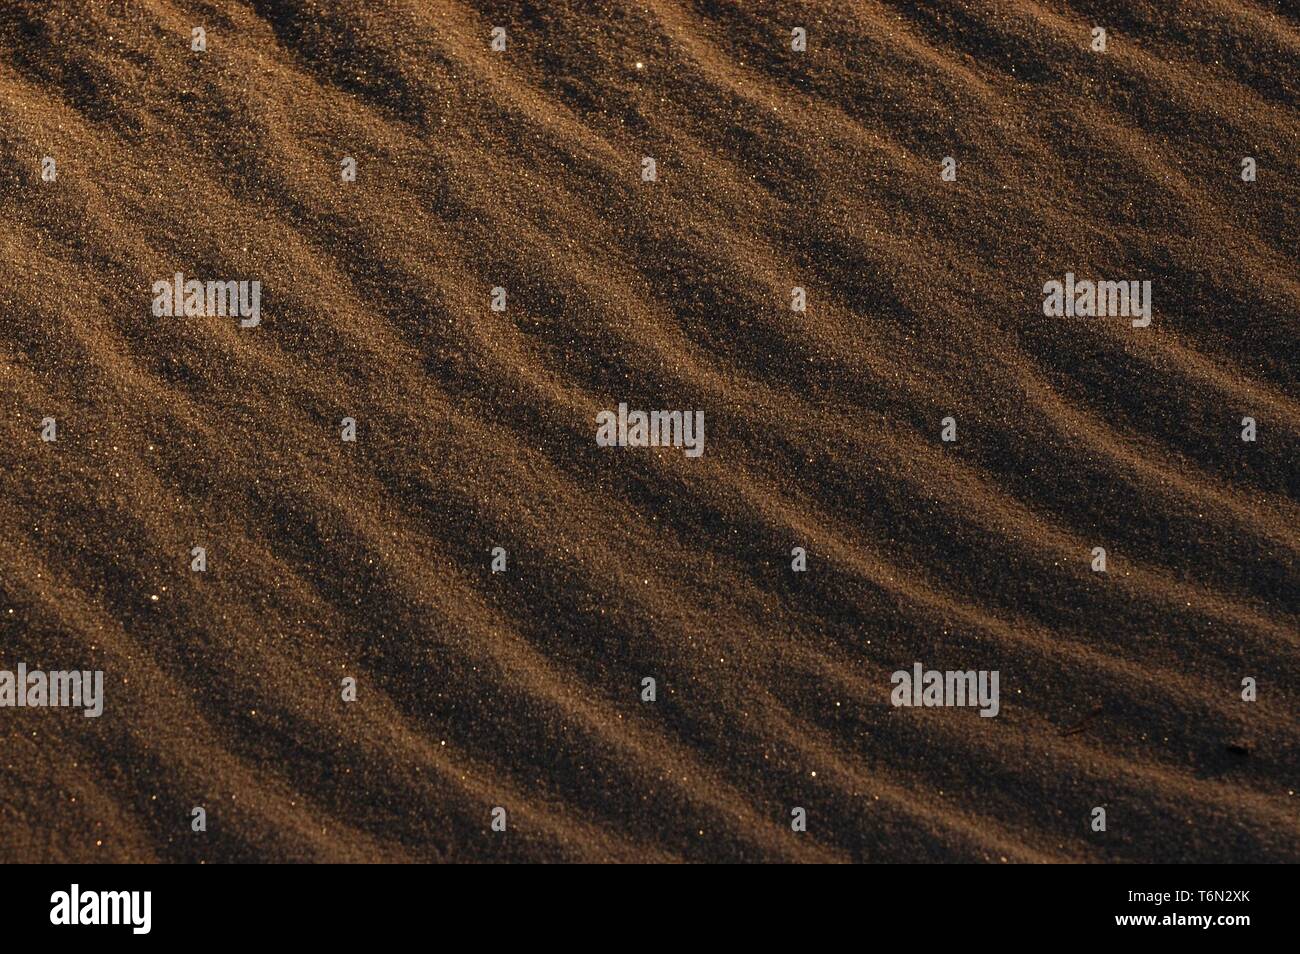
[0,0,1296,863]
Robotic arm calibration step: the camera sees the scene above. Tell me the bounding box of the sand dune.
[0,0,1296,862]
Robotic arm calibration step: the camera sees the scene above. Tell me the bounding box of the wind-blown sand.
[0,0,1296,863]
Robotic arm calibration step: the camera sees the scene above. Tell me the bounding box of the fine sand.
[0,0,1296,862]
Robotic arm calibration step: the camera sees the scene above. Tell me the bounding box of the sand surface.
[0,0,1296,862]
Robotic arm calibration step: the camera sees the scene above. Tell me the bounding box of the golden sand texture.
[0,1,1296,862]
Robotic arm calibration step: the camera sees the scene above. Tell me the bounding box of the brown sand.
[0,0,1296,863]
